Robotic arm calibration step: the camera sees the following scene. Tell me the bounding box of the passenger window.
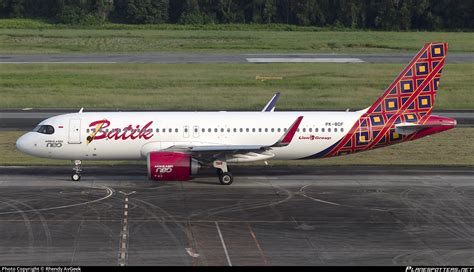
[341,128,344,132]
[259,128,262,132]
[221,128,224,133]
[271,128,274,132]
[265,128,268,132]
[328,128,331,132]
[252,128,256,132]
[169,128,172,133]
[175,128,178,133]
[334,128,338,132]
[322,128,325,132]
[233,128,237,132]
[315,128,318,132]
[246,128,249,132]
[277,128,281,132]
[297,128,300,132]
[208,128,211,133]
[303,128,306,132]
[239,128,243,132]
[309,128,312,132]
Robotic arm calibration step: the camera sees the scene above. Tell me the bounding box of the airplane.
[16,43,456,185]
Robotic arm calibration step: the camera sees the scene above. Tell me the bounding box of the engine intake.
[147,151,199,181]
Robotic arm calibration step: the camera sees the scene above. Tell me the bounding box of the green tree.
[94,0,114,21]
[178,0,202,24]
[124,0,169,24]
[262,0,276,23]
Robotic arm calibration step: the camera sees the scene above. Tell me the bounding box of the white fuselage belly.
[25,111,363,161]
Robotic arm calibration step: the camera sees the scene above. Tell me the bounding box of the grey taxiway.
[1,53,473,64]
[0,165,472,266]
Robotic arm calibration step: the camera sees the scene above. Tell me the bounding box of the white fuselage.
[16,111,363,161]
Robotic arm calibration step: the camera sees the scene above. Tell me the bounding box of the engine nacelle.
[147,151,199,181]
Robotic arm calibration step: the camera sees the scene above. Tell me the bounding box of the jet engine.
[147,151,200,181]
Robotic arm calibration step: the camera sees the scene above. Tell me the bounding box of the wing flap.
[187,145,265,152]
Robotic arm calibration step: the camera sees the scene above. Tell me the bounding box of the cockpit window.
[34,125,55,135]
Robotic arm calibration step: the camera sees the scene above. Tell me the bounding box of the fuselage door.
[68,119,82,144]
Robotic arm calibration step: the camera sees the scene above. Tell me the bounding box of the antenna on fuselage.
[78,107,84,113]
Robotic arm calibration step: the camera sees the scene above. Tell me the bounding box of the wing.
[162,116,303,163]
[261,92,280,112]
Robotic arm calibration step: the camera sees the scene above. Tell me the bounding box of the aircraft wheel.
[72,173,81,182]
[219,172,233,185]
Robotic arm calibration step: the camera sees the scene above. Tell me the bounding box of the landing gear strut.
[214,160,233,185]
[71,160,82,181]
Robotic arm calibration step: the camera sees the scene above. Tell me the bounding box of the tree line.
[0,0,472,30]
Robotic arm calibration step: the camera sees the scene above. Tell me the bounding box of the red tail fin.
[303,43,450,159]
[366,42,447,118]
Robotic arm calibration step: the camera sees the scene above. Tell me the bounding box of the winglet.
[272,116,303,147]
[262,92,280,112]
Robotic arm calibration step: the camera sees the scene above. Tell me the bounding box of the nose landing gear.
[71,160,82,181]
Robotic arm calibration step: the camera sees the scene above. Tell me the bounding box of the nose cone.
[16,132,34,155]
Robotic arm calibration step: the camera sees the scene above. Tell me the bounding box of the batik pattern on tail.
[304,42,448,159]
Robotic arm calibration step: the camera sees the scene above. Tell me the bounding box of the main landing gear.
[214,160,233,185]
[71,160,82,181]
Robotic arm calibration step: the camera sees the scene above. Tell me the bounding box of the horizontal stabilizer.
[395,121,455,135]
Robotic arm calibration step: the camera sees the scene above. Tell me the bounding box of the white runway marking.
[246,58,364,63]
[215,222,232,266]
[298,185,341,206]
[0,186,113,215]
[302,194,341,206]
[119,191,136,196]
[185,247,200,258]
[118,194,130,266]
